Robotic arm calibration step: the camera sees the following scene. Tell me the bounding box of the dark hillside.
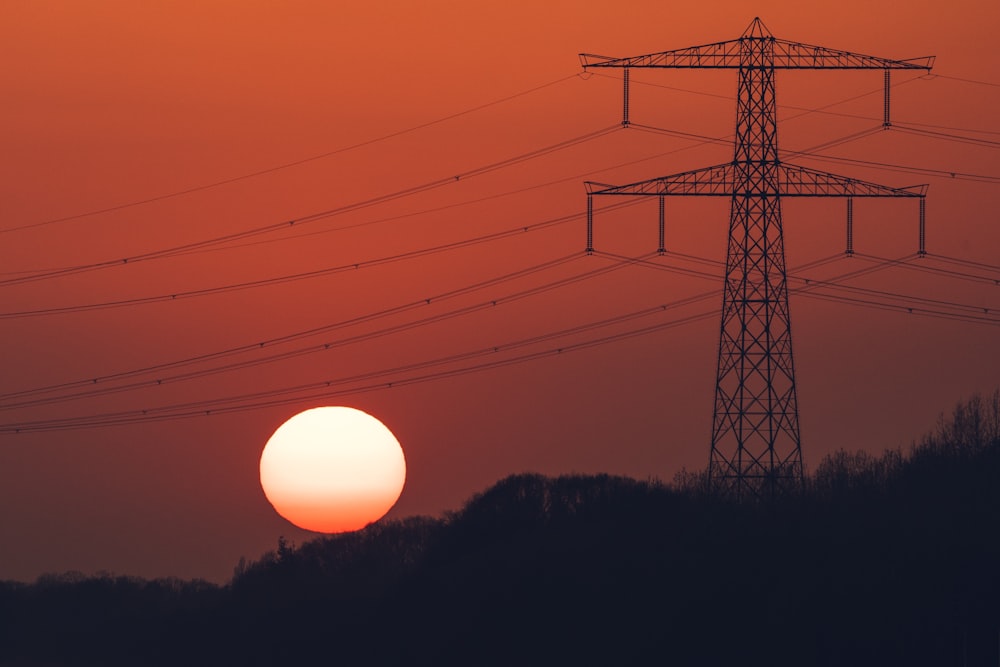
[1,391,998,666]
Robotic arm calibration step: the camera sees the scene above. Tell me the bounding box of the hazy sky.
[0,0,997,583]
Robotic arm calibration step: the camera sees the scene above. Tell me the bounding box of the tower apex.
[742,17,772,39]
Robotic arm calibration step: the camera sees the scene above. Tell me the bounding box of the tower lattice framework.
[582,18,933,500]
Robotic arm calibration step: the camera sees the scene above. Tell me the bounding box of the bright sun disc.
[259,406,406,533]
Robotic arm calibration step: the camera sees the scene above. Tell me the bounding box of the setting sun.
[259,406,406,533]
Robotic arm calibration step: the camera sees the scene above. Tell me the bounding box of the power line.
[924,253,1000,273]
[0,125,621,287]
[799,276,998,317]
[799,290,1000,326]
[222,113,883,260]
[0,202,615,319]
[2,118,892,312]
[891,124,1000,149]
[162,128,748,258]
[3,247,997,432]
[0,248,847,412]
[604,252,1000,330]
[7,253,995,433]
[0,294,720,433]
[625,118,883,155]
[592,68,920,119]
[613,68,1000,137]
[2,57,996,433]
[852,252,1000,286]
[615,250,1000,322]
[613,120,999,186]
[13,241,993,415]
[0,250,649,407]
[929,73,1000,89]
[0,141,641,278]
[0,252,844,411]
[7,81,968,286]
[885,118,1000,137]
[785,151,1000,184]
[4,72,926,285]
[1,74,581,235]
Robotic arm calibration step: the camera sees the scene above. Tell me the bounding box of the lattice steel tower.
[582,18,932,499]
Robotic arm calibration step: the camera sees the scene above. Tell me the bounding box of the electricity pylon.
[582,18,933,500]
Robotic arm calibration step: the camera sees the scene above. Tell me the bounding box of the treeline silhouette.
[1,390,998,666]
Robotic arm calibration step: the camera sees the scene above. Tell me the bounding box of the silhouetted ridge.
[1,390,998,666]
[450,472,672,532]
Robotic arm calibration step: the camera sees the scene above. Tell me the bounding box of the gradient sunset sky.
[1,0,997,583]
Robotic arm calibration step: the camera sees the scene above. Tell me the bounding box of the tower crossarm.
[775,163,927,197]
[586,163,735,197]
[580,41,933,70]
[580,17,933,71]
[770,40,933,70]
[585,162,927,198]
[585,162,929,256]
[581,40,746,70]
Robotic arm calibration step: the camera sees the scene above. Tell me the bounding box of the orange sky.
[0,0,997,582]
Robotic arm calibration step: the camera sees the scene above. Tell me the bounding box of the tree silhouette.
[2,389,998,665]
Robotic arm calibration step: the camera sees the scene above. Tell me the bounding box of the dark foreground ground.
[2,391,999,666]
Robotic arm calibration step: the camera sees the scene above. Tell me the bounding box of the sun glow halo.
[259,406,406,533]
